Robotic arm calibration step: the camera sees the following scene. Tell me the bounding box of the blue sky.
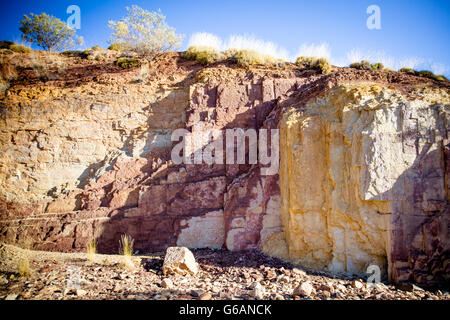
[1,0,449,75]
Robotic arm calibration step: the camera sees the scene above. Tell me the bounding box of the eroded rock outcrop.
[0,51,448,287]
[279,84,449,286]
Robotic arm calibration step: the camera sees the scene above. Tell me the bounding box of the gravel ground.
[0,244,448,300]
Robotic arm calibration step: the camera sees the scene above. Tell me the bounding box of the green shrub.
[62,50,83,57]
[83,49,96,60]
[108,5,183,58]
[416,70,434,78]
[349,60,384,71]
[296,56,332,74]
[349,62,361,69]
[434,75,448,81]
[184,46,223,65]
[20,12,81,51]
[315,58,332,74]
[108,42,127,51]
[95,54,105,62]
[9,44,32,53]
[398,68,447,81]
[91,45,103,51]
[63,49,95,59]
[116,57,141,68]
[417,70,448,81]
[371,62,384,70]
[360,60,372,70]
[399,67,415,74]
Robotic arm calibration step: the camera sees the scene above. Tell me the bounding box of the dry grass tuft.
[18,239,32,277]
[296,56,333,74]
[116,57,141,68]
[28,52,67,80]
[9,44,32,53]
[86,238,97,262]
[108,42,127,51]
[119,234,135,269]
[18,255,31,277]
[233,49,281,67]
[184,46,223,65]
[119,234,134,256]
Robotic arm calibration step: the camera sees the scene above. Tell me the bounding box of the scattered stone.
[199,292,212,300]
[76,289,87,296]
[352,280,364,289]
[162,247,198,276]
[336,284,347,292]
[292,268,306,277]
[211,286,220,294]
[38,286,60,295]
[5,293,18,300]
[396,283,424,292]
[39,266,58,274]
[266,270,277,280]
[251,282,265,299]
[318,282,334,293]
[161,278,173,289]
[190,289,204,297]
[274,293,285,300]
[294,281,314,297]
[368,282,387,292]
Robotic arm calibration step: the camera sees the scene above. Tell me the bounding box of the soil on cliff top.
[1,49,449,102]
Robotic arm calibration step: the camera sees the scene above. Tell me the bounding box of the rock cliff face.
[279,84,449,285]
[0,52,448,287]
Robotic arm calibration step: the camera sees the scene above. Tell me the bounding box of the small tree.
[108,5,184,58]
[19,13,81,51]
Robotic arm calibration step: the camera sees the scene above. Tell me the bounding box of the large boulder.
[162,247,198,276]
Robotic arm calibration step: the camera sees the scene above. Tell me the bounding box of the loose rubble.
[0,244,448,300]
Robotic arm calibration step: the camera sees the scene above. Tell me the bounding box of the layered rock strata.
[0,53,448,287]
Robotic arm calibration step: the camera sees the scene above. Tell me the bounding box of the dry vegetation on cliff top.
[1,49,448,104]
